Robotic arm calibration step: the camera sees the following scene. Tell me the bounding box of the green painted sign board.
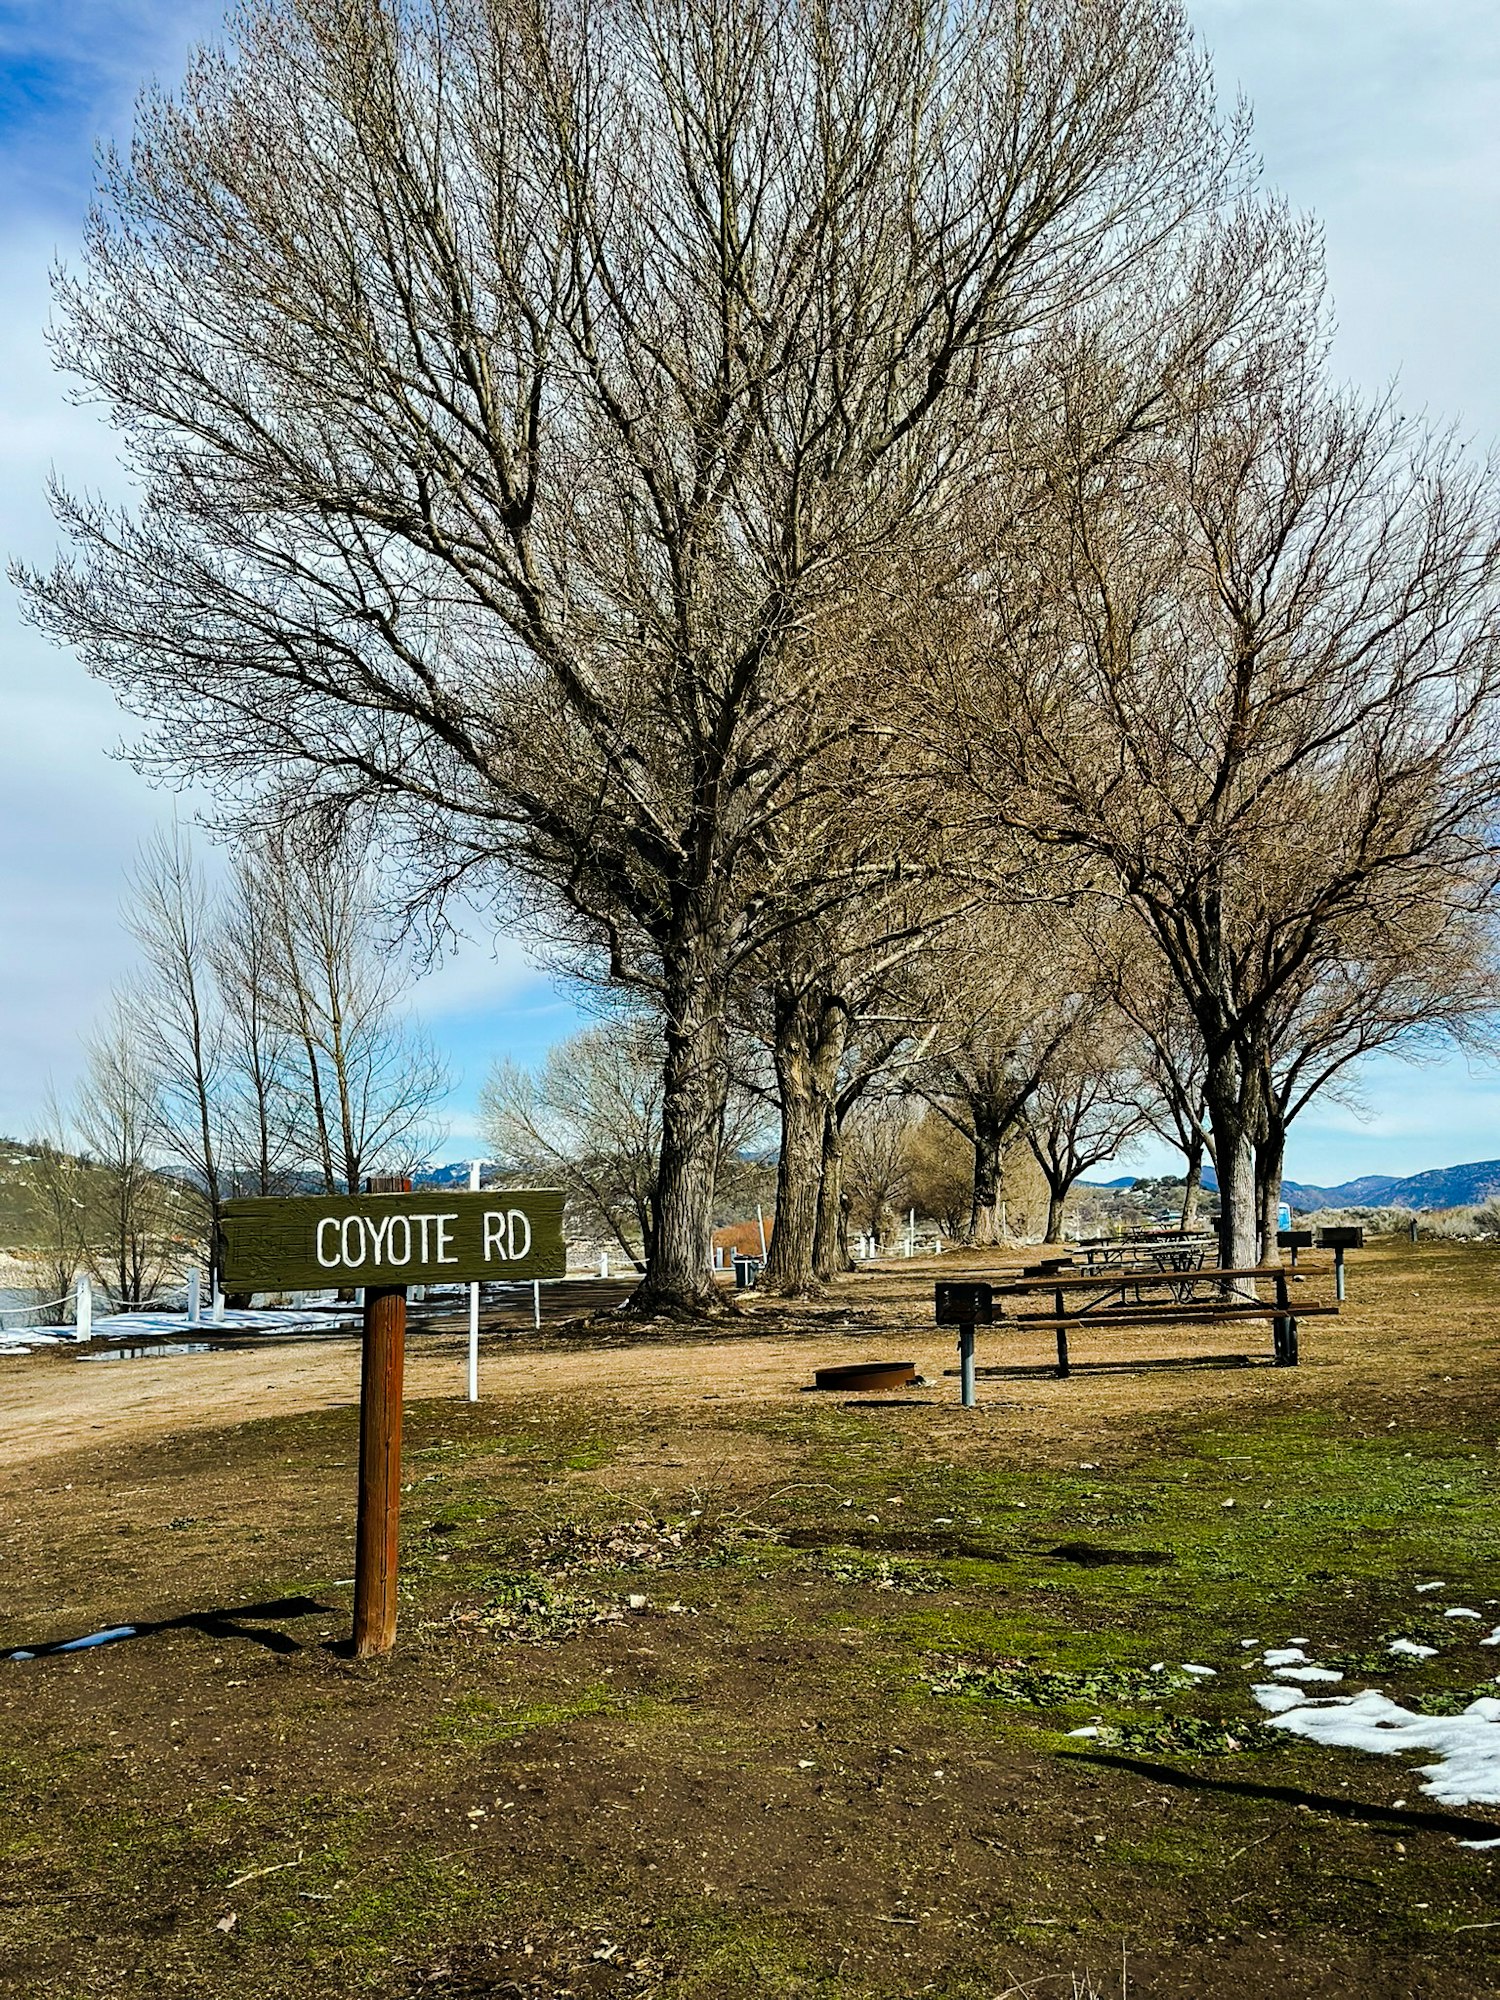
[220,1189,566,1291]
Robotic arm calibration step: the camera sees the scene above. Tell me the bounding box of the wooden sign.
[220,1189,566,1291]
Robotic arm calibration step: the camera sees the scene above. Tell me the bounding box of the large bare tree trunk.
[763,997,848,1295]
[632,944,728,1317]
[968,1114,1006,1245]
[812,1107,851,1280]
[1205,1048,1261,1286]
[1256,1112,1287,1266]
[1180,1129,1205,1230]
[763,1068,824,1294]
[1043,1184,1067,1244]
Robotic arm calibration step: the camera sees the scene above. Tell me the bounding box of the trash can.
[732,1254,762,1290]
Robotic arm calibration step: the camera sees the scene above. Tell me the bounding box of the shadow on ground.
[0,1594,335,1662]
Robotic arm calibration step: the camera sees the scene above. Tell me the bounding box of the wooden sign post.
[221,1181,565,1659]
[355,1175,410,1659]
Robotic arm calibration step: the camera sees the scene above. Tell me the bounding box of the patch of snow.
[3,1307,359,1351]
[1257,1688,1500,1808]
[1180,1664,1216,1678]
[1263,1647,1309,1666]
[1274,1665,1345,1683]
[1480,1629,1500,1648]
[1067,1726,1100,1738]
[1458,1837,1500,1851]
[1416,1582,1446,1594]
[1240,1638,1262,1649]
[1253,1684,1308,1715]
[1445,1608,1482,1620]
[1390,1640,1438,1659]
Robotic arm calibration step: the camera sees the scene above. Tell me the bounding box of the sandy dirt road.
[1,1242,1484,1483]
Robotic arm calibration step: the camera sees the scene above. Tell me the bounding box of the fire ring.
[812,1359,919,1392]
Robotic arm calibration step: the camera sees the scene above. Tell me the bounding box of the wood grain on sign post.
[355,1175,410,1661]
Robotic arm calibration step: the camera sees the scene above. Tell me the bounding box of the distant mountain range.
[1275,1161,1500,1213]
[1093,1159,1500,1213]
[417,1161,482,1189]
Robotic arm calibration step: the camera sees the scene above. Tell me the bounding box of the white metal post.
[468,1159,482,1401]
[75,1274,92,1341]
[210,1274,225,1324]
[756,1204,768,1257]
[186,1269,200,1326]
[533,1279,541,1329]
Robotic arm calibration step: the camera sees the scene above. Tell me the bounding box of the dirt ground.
[2,1240,1498,1999]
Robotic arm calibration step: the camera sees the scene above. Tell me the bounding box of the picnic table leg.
[1271,1270,1298,1367]
[958,1319,976,1408]
[1053,1287,1070,1378]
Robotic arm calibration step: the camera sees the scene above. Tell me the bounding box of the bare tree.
[1021,1028,1148,1241]
[905,1109,974,1240]
[912,908,1090,1242]
[122,827,232,1247]
[841,1099,917,1248]
[1252,897,1500,1255]
[742,844,955,1293]
[934,333,1500,1270]
[74,1002,197,1307]
[484,1014,767,1268]
[19,1096,92,1315]
[483,1019,667,1268]
[20,0,1249,1313]
[212,851,302,1196]
[263,834,448,1193]
[1097,942,1213,1229]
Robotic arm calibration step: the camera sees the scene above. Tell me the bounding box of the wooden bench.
[935,1270,1336,1395]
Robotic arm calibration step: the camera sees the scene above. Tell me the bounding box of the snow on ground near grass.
[1253,1684,1500,1808]
[0,1308,358,1355]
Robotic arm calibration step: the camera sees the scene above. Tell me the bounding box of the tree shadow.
[1064,1747,1500,1842]
[1,1594,336,1662]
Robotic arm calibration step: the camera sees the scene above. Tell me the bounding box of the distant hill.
[1278,1172,1397,1211]
[1280,1161,1500,1213]
[1099,1158,1500,1214]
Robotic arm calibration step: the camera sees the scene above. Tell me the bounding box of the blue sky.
[1,1,1498,1182]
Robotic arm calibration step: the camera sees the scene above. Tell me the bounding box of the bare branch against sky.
[1,0,1498,1181]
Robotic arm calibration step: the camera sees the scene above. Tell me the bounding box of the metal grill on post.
[1317,1225,1364,1303]
[935,1281,993,1407]
[1276,1228,1314,1271]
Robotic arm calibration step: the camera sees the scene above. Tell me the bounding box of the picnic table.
[1073,1237,1214,1273]
[936,1264,1337,1402]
